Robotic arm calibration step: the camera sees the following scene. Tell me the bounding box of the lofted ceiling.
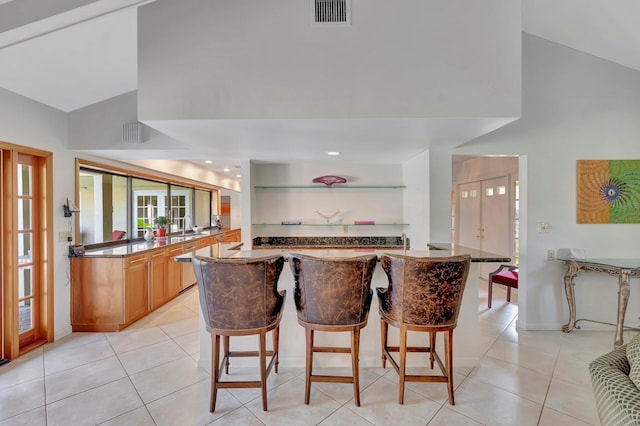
[1,0,640,179]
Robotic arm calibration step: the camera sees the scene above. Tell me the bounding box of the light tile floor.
[0,281,625,425]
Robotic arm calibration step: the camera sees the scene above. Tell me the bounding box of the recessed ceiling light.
[236,174,241,178]
[326,151,341,156]
[223,168,230,172]
[204,160,212,164]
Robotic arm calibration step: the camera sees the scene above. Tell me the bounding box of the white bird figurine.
[315,210,339,224]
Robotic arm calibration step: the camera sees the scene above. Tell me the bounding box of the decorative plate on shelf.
[312,175,347,187]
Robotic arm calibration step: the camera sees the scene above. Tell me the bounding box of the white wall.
[453,34,640,330]
[0,87,75,339]
[428,147,455,244]
[403,151,430,248]
[138,0,521,120]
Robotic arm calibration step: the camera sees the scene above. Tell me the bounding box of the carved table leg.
[614,271,631,348]
[562,261,579,333]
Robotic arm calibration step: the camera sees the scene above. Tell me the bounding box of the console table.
[559,258,640,347]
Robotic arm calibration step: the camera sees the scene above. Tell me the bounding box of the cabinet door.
[149,249,168,310]
[124,254,149,324]
[167,245,184,297]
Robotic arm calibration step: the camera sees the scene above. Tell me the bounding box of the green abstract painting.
[577,160,640,223]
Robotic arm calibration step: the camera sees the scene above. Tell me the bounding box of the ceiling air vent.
[313,0,351,25]
[122,122,144,143]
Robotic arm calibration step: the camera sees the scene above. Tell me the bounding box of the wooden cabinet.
[71,230,241,332]
[70,257,125,332]
[124,253,150,323]
[71,249,163,332]
[219,228,241,242]
[149,248,169,311]
[166,244,184,297]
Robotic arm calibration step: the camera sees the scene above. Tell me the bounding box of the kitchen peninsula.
[177,243,510,369]
[69,228,241,332]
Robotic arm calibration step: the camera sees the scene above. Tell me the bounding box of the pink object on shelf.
[354,220,375,225]
[312,175,347,186]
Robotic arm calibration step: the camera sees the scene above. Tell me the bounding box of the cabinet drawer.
[183,242,198,253]
[149,248,168,259]
[167,245,183,256]
[196,236,213,249]
[125,253,149,267]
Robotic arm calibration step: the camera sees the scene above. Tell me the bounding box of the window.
[132,178,168,238]
[194,189,212,229]
[79,170,128,244]
[170,184,192,232]
[77,160,217,246]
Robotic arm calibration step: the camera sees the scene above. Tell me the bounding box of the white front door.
[457,181,481,250]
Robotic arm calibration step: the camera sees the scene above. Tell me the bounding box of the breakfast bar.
[176,243,510,369]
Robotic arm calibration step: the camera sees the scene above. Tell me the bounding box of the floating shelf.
[254,185,405,189]
[252,223,409,227]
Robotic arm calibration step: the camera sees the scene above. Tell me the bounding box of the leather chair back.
[289,254,377,325]
[379,254,471,327]
[193,255,285,331]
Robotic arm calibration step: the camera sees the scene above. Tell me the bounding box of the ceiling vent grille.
[313,0,351,25]
[122,122,144,143]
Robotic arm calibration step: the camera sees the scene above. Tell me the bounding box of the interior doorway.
[453,156,519,306]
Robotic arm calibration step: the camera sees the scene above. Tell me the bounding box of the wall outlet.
[547,249,554,260]
[537,222,550,233]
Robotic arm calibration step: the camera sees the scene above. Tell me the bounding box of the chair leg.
[429,331,436,369]
[488,279,493,308]
[273,325,280,374]
[223,335,230,374]
[399,325,408,404]
[351,327,361,407]
[304,328,314,405]
[506,286,512,302]
[211,334,221,412]
[380,317,388,368]
[445,329,455,405]
[259,330,268,411]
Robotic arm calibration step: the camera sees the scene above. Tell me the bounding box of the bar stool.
[377,253,471,405]
[289,253,378,407]
[192,255,286,412]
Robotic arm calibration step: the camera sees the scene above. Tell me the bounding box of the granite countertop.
[428,243,512,262]
[77,229,236,258]
[176,244,510,263]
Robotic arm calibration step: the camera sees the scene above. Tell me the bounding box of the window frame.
[76,159,218,246]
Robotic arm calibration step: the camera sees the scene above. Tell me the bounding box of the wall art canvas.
[577,159,640,223]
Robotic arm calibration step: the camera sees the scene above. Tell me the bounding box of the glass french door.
[1,145,52,360]
[16,154,40,350]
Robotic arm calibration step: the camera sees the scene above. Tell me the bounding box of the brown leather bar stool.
[377,253,471,405]
[289,253,378,407]
[192,255,286,412]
